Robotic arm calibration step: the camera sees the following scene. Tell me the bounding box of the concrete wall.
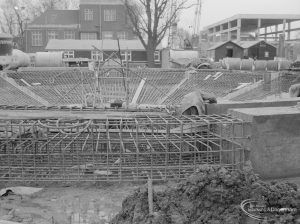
[206,98,300,115]
[230,107,300,179]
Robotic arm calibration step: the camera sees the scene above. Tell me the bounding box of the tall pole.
[192,0,202,48]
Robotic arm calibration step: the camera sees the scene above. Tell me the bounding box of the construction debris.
[110,164,300,224]
[179,90,217,115]
[289,83,300,97]
[0,187,43,197]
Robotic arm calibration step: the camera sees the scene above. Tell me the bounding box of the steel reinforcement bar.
[0,114,248,183]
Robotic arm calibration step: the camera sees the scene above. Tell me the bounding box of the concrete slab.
[230,106,300,179]
[207,98,300,115]
[0,110,166,120]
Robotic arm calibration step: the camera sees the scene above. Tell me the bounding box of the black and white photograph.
[0,0,300,223]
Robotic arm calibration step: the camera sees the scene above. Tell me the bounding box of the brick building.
[25,0,135,53]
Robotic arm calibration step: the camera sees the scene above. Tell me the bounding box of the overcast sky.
[179,0,300,30]
[1,0,300,30]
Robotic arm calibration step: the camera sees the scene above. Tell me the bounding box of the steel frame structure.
[0,113,248,183]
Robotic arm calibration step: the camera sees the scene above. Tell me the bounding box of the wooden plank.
[131,78,146,104]
[157,73,189,104]
[0,220,22,224]
[0,109,165,120]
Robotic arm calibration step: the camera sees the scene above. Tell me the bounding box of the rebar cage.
[0,114,248,183]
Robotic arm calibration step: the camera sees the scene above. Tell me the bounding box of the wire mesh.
[0,114,248,183]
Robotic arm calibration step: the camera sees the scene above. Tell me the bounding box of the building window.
[48,31,59,40]
[117,31,126,40]
[102,31,114,39]
[64,51,74,58]
[91,50,103,61]
[264,51,269,58]
[31,31,43,46]
[80,32,97,40]
[154,51,160,61]
[84,9,93,21]
[120,51,131,61]
[64,31,75,39]
[104,9,116,21]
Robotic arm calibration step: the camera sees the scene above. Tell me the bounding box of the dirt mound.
[110,165,300,224]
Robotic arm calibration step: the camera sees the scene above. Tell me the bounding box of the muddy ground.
[0,182,168,224]
[0,176,299,224]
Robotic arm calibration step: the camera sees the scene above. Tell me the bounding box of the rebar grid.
[0,114,248,183]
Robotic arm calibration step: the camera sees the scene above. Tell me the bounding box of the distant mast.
[168,0,178,49]
[192,0,202,49]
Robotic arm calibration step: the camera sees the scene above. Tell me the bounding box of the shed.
[45,39,162,66]
[239,40,277,60]
[207,41,244,62]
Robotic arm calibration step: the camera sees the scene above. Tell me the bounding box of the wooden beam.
[131,78,146,104]
[158,71,190,104]
[0,220,22,224]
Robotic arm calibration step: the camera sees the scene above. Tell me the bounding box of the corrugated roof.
[46,39,162,51]
[237,41,260,48]
[207,41,242,51]
[236,40,277,49]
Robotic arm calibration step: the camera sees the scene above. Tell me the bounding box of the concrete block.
[229,106,300,179]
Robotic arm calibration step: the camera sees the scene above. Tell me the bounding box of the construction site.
[0,0,300,223]
[0,58,299,223]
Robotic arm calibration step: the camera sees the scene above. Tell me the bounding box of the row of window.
[78,31,127,40]
[84,9,117,21]
[63,51,161,62]
[31,31,129,46]
[32,31,76,46]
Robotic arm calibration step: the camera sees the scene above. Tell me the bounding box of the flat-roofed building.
[203,14,300,43]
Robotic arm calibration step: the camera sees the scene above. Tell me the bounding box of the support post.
[283,19,286,40]
[220,25,223,42]
[213,27,216,42]
[287,22,291,40]
[257,19,261,40]
[148,178,153,215]
[264,27,267,41]
[237,19,241,42]
[227,21,231,41]
[275,25,278,41]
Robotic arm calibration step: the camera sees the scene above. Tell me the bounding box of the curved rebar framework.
[0,113,248,183]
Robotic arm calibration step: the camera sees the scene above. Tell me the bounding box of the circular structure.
[266,60,279,71]
[253,60,267,71]
[241,59,253,71]
[35,51,64,67]
[0,33,13,69]
[224,58,241,70]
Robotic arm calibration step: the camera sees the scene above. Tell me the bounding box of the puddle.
[59,197,114,224]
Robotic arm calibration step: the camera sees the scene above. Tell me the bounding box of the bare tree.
[0,0,17,35]
[0,0,79,50]
[177,27,191,49]
[123,0,189,67]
